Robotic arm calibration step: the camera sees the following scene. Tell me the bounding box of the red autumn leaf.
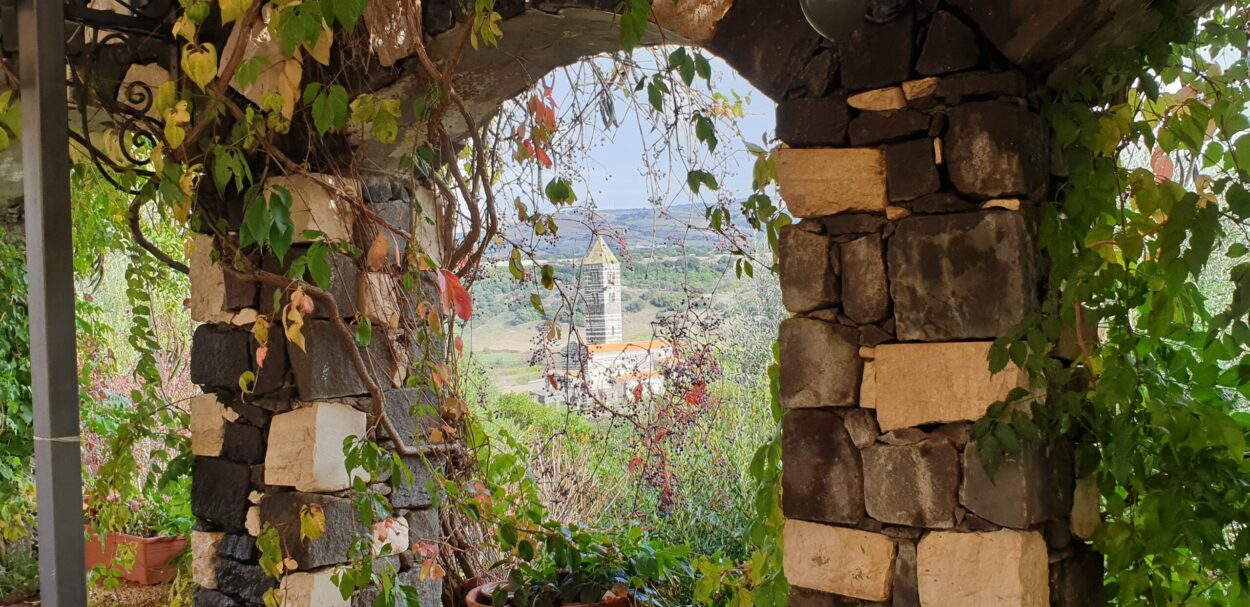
[437,269,473,321]
[454,335,464,355]
[255,345,269,369]
[1151,147,1174,182]
[547,373,559,390]
[534,146,553,168]
[628,456,643,473]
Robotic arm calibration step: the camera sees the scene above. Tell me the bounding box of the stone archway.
[176,0,1205,605]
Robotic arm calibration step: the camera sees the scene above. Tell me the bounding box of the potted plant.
[466,525,689,607]
[84,489,191,587]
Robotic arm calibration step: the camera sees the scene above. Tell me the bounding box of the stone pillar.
[775,6,1099,607]
[187,174,447,606]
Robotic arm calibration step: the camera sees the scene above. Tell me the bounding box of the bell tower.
[583,236,623,345]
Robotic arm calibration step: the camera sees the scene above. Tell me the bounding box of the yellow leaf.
[252,316,270,345]
[278,58,302,119]
[285,306,306,352]
[154,81,179,116]
[309,26,333,66]
[182,43,219,90]
[165,122,186,149]
[172,15,197,42]
[219,0,250,24]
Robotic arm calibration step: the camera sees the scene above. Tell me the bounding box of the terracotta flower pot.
[84,530,188,586]
[465,583,633,607]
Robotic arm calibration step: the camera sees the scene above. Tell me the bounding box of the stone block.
[265,402,366,492]
[787,587,844,607]
[260,248,360,320]
[289,320,393,400]
[354,201,411,269]
[822,213,886,236]
[848,87,907,111]
[190,326,252,389]
[841,408,880,449]
[916,11,982,75]
[215,557,276,604]
[784,520,896,602]
[1050,542,1104,607]
[221,422,265,465]
[934,70,1029,104]
[903,193,979,214]
[916,530,1049,607]
[191,394,227,458]
[780,227,839,313]
[359,272,404,326]
[887,212,1039,341]
[840,234,889,324]
[260,492,366,570]
[1070,477,1101,540]
[267,174,357,244]
[779,318,861,408]
[849,111,930,146]
[885,139,940,202]
[191,531,224,590]
[776,148,888,217]
[190,234,231,324]
[892,540,919,607]
[783,409,865,525]
[192,457,252,532]
[383,388,441,448]
[391,455,441,509]
[862,439,960,528]
[840,8,914,90]
[405,508,442,548]
[193,589,239,607]
[902,78,940,103]
[961,440,1073,530]
[281,568,350,606]
[946,102,1048,200]
[864,342,1029,431]
[253,328,290,397]
[776,98,849,147]
[217,533,257,562]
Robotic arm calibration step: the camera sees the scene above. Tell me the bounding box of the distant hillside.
[499,203,756,258]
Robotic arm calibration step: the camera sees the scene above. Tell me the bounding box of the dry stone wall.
[187,174,446,607]
[774,3,1101,606]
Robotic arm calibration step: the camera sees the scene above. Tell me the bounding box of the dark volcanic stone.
[795,49,839,98]
[887,211,1039,341]
[779,318,861,409]
[892,540,920,607]
[222,266,258,312]
[788,586,843,607]
[220,423,265,464]
[839,7,915,89]
[862,439,960,527]
[288,320,393,400]
[190,326,252,389]
[776,97,849,147]
[354,200,412,270]
[706,0,825,100]
[226,400,270,427]
[383,388,441,448]
[1051,542,1105,607]
[779,226,839,313]
[260,248,359,320]
[934,70,1029,105]
[361,174,394,202]
[782,409,865,525]
[885,139,941,202]
[405,508,442,548]
[192,457,251,532]
[252,327,289,398]
[214,558,275,604]
[946,101,1049,199]
[422,0,457,35]
[840,234,890,324]
[260,492,365,570]
[193,589,240,607]
[216,533,258,562]
[391,455,442,509]
[916,11,982,75]
[849,110,929,146]
[821,213,886,236]
[858,323,895,347]
[903,193,980,214]
[961,439,1074,530]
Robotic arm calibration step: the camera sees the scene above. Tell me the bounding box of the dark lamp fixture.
[800,0,911,40]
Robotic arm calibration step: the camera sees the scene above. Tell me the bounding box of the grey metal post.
[19,0,87,603]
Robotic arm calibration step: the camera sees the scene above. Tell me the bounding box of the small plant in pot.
[84,480,194,588]
[467,525,690,607]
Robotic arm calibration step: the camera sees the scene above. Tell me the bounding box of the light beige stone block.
[983,198,1023,211]
[859,360,877,409]
[190,394,226,457]
[783,520,895,602]
[865,342,1030,431]
[191,530,225,590]
[917,530,1049,607]
[359,272,402,327]
[886,206,912,221]
[776,148,889,217]
[281,568,350,606]
[265,402,366,492]
[651,0,733,45]
[903,77,940,101]
[1070,476,1101,540]
[934,137,944,165]
[267,174,358,244]
[849,87,907,111]
[189,235,230,324]
[245,506,261,537]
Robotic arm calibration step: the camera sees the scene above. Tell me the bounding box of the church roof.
[583,235,618,265]
[587,339,669,355]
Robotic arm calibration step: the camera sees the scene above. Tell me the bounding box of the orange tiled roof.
[586,339,669,355]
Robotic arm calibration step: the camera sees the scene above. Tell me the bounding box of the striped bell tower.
[583,235,623,345]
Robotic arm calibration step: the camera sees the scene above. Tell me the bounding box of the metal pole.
[18,0,87,603]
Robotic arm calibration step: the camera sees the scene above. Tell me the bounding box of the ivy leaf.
[306,243,333,290]
[619,0,650,52]
[181,43,219,90]
[355,317,373,348]
[544,178,577,205]
[687,170,718,194]
[331,0,368,32]
[219,0,250,24]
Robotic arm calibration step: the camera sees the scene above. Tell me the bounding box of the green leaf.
[355,317,373,347]
[306,243,333,290]
[619,0,650,51]
[687,170,718,194]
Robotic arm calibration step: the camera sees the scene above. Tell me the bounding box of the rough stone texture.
[796,49,838,99]
[822,213,886,236]
[194,589,240,607]
[776,98,849,147]
[289,320,392,400]
[260,492,365,570]
[1070,477,1101,540]
[862,439,960,528]
[267,174,356,244]
[934,70,1029,104]
[405,508,442,548]
[902,77,940,104]
[260,249,360,320]
[779,318,861,408]
[776,148,888,217]
[788,587,844,607]
[281,569,350,606]
[865,342,1030,431]
[356,200,410,272]
[1050,543,1104,607]
[780,227,839,313]
[215,557,276,604]
[892,540,919,607]
[189,234,231,324]
[903,193,980,214]
[783,409,865,525]
[946,102,1048,200]
[917,530,1049,607]
[848,87,907,111]
[888,212,1039,341]
[391,456,440,509]
[217,533,258,562]
[704,0,824,100]
[841,408,880,449]
[916,11,982,75]
[253,328,291,397]
[192,457,252,532]
[359,272,404,325]
[190,326,252,389]
[961,440,1074,530]
[839,8,914,90]
[784,519,896,602]
[383,388,441,447]
[265,402,366,493]
[840,234,890,324]
[191,531,224,590]
[849,111,930,146]
[221,422,265,465]
[885,139,940,202]
[191,394,227,458]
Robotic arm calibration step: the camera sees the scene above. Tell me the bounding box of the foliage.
[0,240,32,529]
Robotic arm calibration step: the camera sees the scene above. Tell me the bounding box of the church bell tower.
[583,236,623,345]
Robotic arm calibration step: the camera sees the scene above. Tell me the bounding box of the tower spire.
[583,235,622,344]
